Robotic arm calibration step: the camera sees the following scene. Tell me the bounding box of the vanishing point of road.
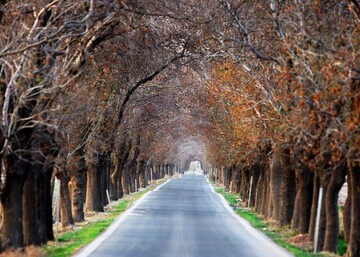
[75,175,293,257]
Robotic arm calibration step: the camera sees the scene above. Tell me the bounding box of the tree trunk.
[270,149,282,221]
[122,162,130,195]
[99,154,108,206]
[292,164,313,233]
[110,156,118,200]
[116,165,124,199]
[231,166,240,193]
[323,164,346,253]
[261,165,271,217]
[224,167,232,191]
[69,149,86,222]
[85,155,104,212]
[37,167,55,243]
[129,161,137,193]
[251,165,260,207]
[138,160,146,188]
[1,170,27,249]
[59,172,74,227]
[239,167,247,201]
[291,190,301,231]
[318,186,328,251]
[22,167,41,246]
[346,164,360,257]
[255,167,264,213]
[279,147,296,226]
[309,170,320,241]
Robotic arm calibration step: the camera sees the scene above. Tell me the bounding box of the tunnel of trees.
[0,0,359,256]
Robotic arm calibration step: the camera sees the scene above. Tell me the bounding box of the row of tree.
[0,0,209,251]
[0,1,359,257]
[205,1,359,257]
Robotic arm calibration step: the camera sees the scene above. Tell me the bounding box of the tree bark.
[309,170,320,241]
[279,147,296,226]
[231,166,241,193]
[59,172,74,227]
[129,160,137,193]
[270,149,282,221]
[122,161,130,195]
[346,164,360,257]
[0,168,27,248]
[260,164,271,217]
[37,167,55,243]
[109,156,118,200]
[85,154,104,212]
[292,164,313,233]
[23,166,41,246]
[138,160,146,188]
[116,164,124,199]
[69,149,86,222]
[323,164,346,253]
[255,167,264,213]
[224,167,232,191]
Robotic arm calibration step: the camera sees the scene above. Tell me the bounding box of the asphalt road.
[76,175,293,257]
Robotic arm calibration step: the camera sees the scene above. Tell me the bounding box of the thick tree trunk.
[309,170,320,241]
[270,150,282,221]
[129,161,137,193]
[318,186,328,251]
[37,168,55,242]
[59,172,74,227]
[323,164,346,253]
[249,165,260,207]
[291,190,301,231]
[122,162,130,195]
[240,167,249,203]
[224,167,232,191]
[110,156,119,200]
[138,160,146,188]
[23,168,41,246]
[69,150,86,222]
[346,164,360,257]
[231,166,241,193]
[279,147,296,226]
[260,165,270,217]
[85,155,104,212]
[161,164,165,178]
[1,170,27,249]
[154,164,158,179]
[255,167,264,213]
[309,168,328,251]
[292,164,313,233]
[116,165,124,199]
[99,154,108,206]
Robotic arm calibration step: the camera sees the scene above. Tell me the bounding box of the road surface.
[76,175,292,257]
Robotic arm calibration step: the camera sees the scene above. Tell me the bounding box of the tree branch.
[117,53,184,125]
[218,0,279,64]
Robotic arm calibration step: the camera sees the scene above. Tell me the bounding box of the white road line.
[74,178,172,257]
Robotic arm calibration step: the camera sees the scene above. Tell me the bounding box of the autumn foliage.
[0,0,359,256]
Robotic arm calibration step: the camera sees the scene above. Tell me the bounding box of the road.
[76,175,292,257]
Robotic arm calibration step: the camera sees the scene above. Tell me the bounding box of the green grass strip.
[213,184,328,257]
[45,179,168,257]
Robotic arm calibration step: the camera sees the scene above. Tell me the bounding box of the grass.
[45,178,169,257]
[215,187,241,205]
[213,184,340,257]
[337,234,347,256]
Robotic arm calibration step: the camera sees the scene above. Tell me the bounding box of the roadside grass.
[213,183,343,257]
[45,178,169,257]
